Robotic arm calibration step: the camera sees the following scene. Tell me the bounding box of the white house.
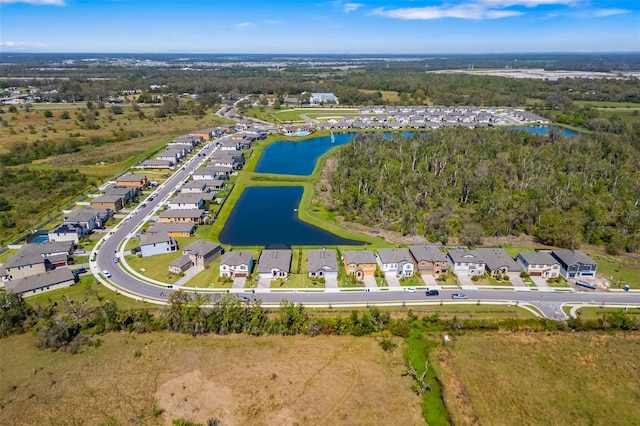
[376,248,414,277]
[307,249,338,279]
[139,233,178,257]
[219,251,254,278]
[48,223,87,245]
[447,249,485,276]
[516,251,560,278]
[257,249,291,280]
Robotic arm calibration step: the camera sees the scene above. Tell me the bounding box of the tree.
[0,289,35,337]
[60,110,70,119]
[460,222,484,246]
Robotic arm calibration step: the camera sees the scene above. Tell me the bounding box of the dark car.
[425,289,440,296]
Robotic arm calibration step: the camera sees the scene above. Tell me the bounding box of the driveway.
[507,272,527,288]
[257,276,271,289]
[325,276,338,289]
[421,274,439,288]
[384,273,401,288]
[458,274,478,289]
[232,276,247,289]
[363,275,378,288]
[531,276,550,288]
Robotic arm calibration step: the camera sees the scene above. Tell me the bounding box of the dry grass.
[0,333,424,426]
[434,332,640,426]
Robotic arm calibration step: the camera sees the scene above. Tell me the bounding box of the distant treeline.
[0,289,638,354]
[330,126,640,253]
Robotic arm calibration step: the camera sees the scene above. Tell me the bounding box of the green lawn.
[574,100,640,108]
[270,274,326,289]
[572,306,640,320]
[399,275,425,287]
[0,249,18,264]
[24,275,151,310]
[185,257,224,288]
[585,251,640,289]
[125,251,183,284]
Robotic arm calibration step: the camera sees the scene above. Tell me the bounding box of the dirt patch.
[0,333,424,426]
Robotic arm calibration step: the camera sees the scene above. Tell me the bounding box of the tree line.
[329,126,640,253]
[1,288,637,354]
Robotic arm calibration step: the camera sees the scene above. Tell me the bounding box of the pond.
[218,186,366,247]
[255,127,578,176]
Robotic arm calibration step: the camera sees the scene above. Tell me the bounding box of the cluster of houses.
[208,246,598,284]
[0,241,78,296]
[311,107,550,131]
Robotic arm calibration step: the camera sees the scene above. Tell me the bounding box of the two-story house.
[342,250,377,281]
[551,250,598,280]
[447,249,485,276]
[408,245,449,276]
[516,251,560,278]
[376,248,414,277]
[219,251,254,278]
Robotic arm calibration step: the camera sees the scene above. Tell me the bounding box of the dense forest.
[329,126,640,253]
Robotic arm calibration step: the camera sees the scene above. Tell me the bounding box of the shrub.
[471,275,480,282]
[520,271,529,278]
[43,110,53,118]
[380,338,397,352]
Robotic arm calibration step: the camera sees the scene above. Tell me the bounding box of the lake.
[218,186,365,247]
[255,126,577,176]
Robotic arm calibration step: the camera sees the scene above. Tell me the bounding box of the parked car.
[113,257,119,263]
[425,289,440,296]
[74,249,86,255]
[102,270,112,278]
[451,293,468,300]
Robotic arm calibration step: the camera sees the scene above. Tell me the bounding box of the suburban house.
[0,241,72,281]
[169,255,192,274]
[105,186,138,203]
[408,245,449,276]
[172,135,202,147]
[447,249,486,276]
[139,233,178,257]
[64,208,111,231]
[219,251,254,278]
[192,128,217,140]
[208,165,233,177]
[192,167,218,181]
[182,241,224,269]
[307,249,338,279]
[146,222,196,238]
[342,250,377,281]
[167,193,206,210]
[376,248,415,277]
[90,194,125,212]
[116,174,148,188]
[158,209,205,223]
[257,249,292,280]
[48,223,88,244]
[181,180,210,193]
[516,251,561,278]
[475,248,521,276]
[139,159,174,169]
[551,250,598,280]
[4,268,77,297]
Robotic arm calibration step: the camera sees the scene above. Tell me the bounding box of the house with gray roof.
[90,194,125,212]
[475,248,520,276]
[4,268,76,297]
[48,223,88,245]
[169,255,192,274]
[376,248,415,277]
[0,241,73,281]
[516,251,560,278]
[342,250,377,281]
[192,167,218,181]
[409,245,449,276]
[257,249,292,280]
[219,251,254,278]
[139,159,174,169]
[447,249,485,276]
[182,241,223,269]
[167,193,206,210]
[158,209,206,223]
[307,249,338,279]
[139,233,178,257]
[551,250,597,280]
[146,222,196,238]
[64,208,111,231]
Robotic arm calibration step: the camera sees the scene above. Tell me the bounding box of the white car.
[102,270,112,279]
[404,287,417,293]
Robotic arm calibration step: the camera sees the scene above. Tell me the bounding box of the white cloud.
[232,22,254,30]
[0,0,65,5]
[343,2,362,13]
[592,8,630,17]
[372,3,523,20]
[372,0,588,20]
[0,41,46,50]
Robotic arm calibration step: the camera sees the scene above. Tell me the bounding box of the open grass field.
[588,251,640,289]
[571,306,640,320]
[434,331,640,426]
[600,109,640,125]
[573,100,640,108]
[0,332,423,426]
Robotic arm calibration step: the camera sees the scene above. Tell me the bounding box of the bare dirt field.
[434,331,640,426]
[0,333,424,426]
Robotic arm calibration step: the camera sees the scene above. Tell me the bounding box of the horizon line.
[2,51,639,55]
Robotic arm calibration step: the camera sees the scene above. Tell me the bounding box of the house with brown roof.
[90,194,125,212]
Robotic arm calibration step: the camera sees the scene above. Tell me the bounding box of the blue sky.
[1,0,638,53]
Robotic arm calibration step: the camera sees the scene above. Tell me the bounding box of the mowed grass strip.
[435,332,640,426]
